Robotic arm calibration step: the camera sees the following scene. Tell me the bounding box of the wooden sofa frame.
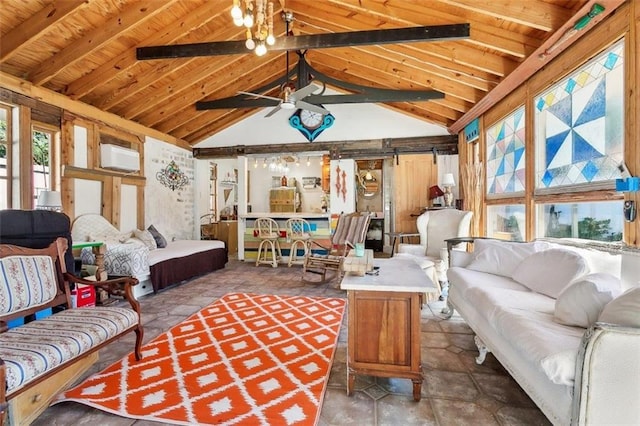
[0,238,144,426]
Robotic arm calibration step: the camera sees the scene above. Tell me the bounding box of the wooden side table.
[340,257,435,401]
[72,241,106,281]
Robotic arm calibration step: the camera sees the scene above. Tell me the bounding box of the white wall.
[144,137,195,240]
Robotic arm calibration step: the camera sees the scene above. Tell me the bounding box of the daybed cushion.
[147,224,168,248]
[0,307,139,394]
[133,229,157,250]
[554,273,622,328]
[512,248,589,298]
[598,287,640,327]
[0,255,58,314]
[465,239,549,277]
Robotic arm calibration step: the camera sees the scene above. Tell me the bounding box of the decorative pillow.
[89,231,131,244]
[147,224,168,248]
[133,229,157,250]
[554,273,622,328]
[512,248,589,298]
[598,287,640,327]
[466,239,550,278]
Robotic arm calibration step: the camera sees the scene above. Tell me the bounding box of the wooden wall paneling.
[88,122,98,170]
[524,83,535,241]
[101,176,113,225]
[60,118,75,218]
[110,177,121,230]
[626,0,639,246]
[393,154,437,235]
[18,105,32,209]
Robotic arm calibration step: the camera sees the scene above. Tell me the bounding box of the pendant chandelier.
[231,0,275,56]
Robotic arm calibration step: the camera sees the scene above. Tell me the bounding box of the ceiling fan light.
[280,102,295,110]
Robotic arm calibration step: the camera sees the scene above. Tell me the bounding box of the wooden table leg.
[412,378,422,401]
[93,245,107,281]
[347,370,355,396]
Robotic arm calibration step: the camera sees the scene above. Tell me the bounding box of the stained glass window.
[535,39,624,189]
[486,106,525,195]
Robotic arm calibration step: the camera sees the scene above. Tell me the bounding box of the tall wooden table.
[341,257,436,401]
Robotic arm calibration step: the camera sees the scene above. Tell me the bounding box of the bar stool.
[285,218,312,267]
[255,217,282,268]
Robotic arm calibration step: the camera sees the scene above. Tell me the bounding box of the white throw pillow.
[554,273,622,328]
[466,239,550,278]
[598,287,640,327]
[512,248,588,298]
[133,229,157,250]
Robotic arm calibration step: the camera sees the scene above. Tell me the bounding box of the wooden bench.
[0,238,144,426]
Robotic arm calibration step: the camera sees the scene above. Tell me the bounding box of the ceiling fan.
[135,9,470,111]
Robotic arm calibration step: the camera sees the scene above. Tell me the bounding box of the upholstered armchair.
[396,209,473,291]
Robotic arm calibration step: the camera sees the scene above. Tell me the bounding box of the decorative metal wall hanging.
[156,160,189,191]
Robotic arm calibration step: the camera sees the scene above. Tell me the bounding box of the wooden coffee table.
[340,256,436,401]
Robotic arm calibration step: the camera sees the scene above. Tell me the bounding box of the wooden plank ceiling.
[0,0,596,147]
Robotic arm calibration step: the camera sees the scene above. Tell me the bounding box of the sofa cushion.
[598,287,640,327]
[493,307,584,386]
[0,306,139,394]
[554,273,622,328]
[448,266,528,299]
[466,239,550,278]
[512,248,589,298]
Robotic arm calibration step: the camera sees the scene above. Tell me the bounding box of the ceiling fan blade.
[237,91,282,102]
[296,101,329,115]
[290,82,322,102]
[137,24,470,59]
[264,105,282,117]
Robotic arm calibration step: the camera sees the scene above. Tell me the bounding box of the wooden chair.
[302,212,371,283]
[254,217,282,268]
[286,218,312,267]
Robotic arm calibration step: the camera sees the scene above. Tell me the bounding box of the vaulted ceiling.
[1,0,616,148]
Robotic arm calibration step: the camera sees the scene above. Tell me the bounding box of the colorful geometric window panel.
[535,40,624,189]
[486,106,525,194]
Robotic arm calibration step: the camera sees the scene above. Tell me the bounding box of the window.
[534,40,624,190]
[31,125,54,204]
[486,205,525,241]
[0,104,11,210]
[537,201,623,242]
[486,106,525,195]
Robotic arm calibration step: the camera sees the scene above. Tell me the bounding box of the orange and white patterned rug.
[55,292,346,425]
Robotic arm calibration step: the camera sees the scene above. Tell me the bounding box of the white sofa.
[445,238,640,425]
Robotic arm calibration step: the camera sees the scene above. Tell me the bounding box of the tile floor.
[33,259,550,426]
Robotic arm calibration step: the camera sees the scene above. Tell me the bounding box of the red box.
[72,285,96,308]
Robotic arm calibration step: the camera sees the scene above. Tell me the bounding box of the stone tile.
[317,388,375,425]
[472,373,537,407]
[376,394,438,425]
[423,370,479,401]
[495,406,552,425]
[421,331,451,348]
[431,399,500,426]
[421,347,468,372]
[376,376,424,397]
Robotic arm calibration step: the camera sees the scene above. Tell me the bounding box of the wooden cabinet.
[346,289,423,401]
[269,188,298,213]
[218,220,238,255]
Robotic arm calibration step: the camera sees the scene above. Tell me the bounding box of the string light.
[306,156,310,167]
[253,158,258,168]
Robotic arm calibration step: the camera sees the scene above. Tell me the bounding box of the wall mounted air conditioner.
[100,144,140,172]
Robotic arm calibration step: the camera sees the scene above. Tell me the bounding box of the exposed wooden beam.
[136,24,470,59]
[435,0,571,32]
[0,0,86,63]
[193,135,459,159]
[29,1,165,86]
[65,2,232,99]
[0,71,190,150]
